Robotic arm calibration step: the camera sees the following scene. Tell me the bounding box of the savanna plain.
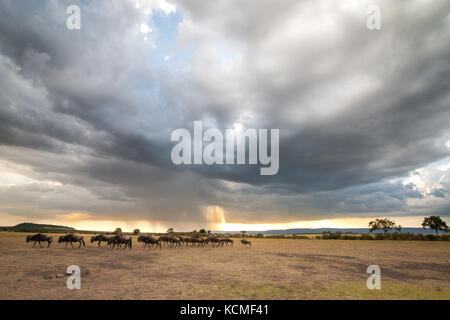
[0,232,449,299]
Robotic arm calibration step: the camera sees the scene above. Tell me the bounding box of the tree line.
[368,216,448,235]
[115,216,448,240]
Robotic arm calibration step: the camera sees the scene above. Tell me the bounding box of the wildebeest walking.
[26,233,53,248]
[159,235,181,248]
[90,234,113,248]
[108,235,132,249]
[210,237,230,247]
[168,236,181,247]
[190,236,208,247]
[240,239,252,248]
[58,234,86,248]
[158,235,170,247]
[138,235,161,250]
[178,236,190,247]
[209,237,221,247]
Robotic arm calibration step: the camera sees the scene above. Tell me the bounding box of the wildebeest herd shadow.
[25,233,253,249]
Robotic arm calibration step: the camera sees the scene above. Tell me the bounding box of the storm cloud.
[0,0,449,229]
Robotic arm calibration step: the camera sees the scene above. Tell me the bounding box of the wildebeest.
[26,233,53,248]
[58,234,86,248]
[209,237,221,247]
[210,237,230,247]
[169,236,181,247]
[240,239,252,248]
[158,235,170,247]
[190,236,209,247]
[224,238,234,246]
[178,236,190,247]
[137,235,161,250]
[188,236,200,247]
[108,235,132,249]
[90,234,113,248]
[159,235,181,248]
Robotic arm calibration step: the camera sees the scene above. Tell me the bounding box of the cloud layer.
[0,0,449,229]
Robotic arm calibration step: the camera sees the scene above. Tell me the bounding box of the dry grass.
[0,232,449,299]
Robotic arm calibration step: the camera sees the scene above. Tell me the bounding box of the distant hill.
[0,222,76,233]
[216,227,437,235]
[14,223,75,230]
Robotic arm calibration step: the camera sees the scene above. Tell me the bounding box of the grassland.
[0,232,449,299]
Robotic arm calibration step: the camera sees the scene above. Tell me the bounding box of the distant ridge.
[216,227,437,235]
[14,222,75,230]
[0,222,75,233]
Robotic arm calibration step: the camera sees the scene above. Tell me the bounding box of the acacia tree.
[422,216,448,235]
[167,228,174,234]
[113,228,122,235]
[368,218,401,234]
[133,229,140,235]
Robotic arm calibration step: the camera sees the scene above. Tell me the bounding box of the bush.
[398,233,418,240]
[320,232,342,239]
[425,234,438,241]
[292,235,310,239]
[360,234,374,240]
[439,234,450,241]
[374,233,386,240]
[265,232,449,241]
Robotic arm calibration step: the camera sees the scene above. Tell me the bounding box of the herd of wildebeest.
[25,233,253,249]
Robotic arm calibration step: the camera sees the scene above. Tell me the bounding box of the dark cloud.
[430,189,446,199]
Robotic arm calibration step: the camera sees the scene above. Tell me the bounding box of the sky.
[0,0,449,232]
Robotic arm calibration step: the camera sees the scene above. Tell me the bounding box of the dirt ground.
[0,232,449,299]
